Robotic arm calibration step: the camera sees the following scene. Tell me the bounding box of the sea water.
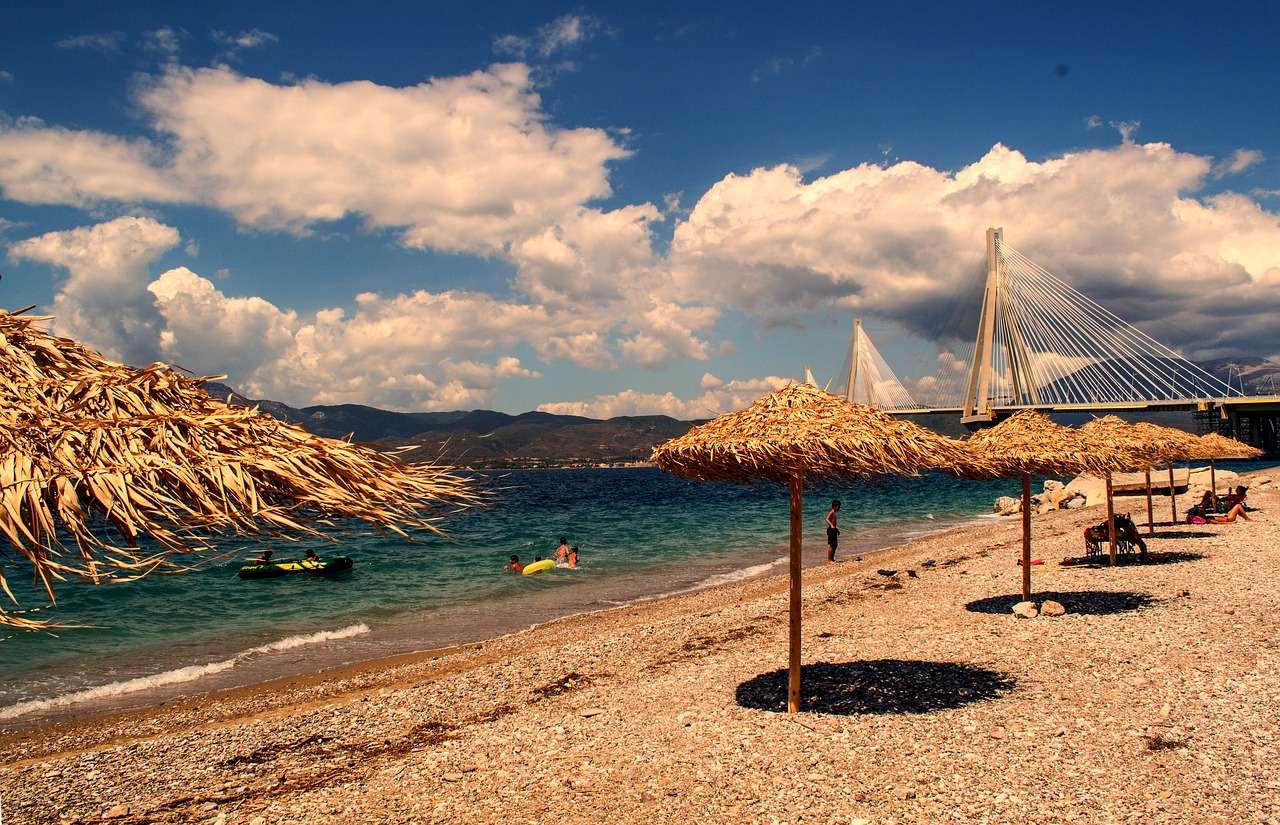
[0,464,1240,727]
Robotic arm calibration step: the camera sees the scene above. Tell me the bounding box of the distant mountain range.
[205,355,1279,468]
[203,383,692,468]
[1199,356,1280,396]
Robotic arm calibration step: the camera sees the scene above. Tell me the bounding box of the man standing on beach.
[826,500,841,564]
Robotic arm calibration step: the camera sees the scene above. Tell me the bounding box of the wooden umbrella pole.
[1210,459,1218,503]
[1168,463,1178,524]
[1021,473,1032,602]
[1106,473,1118,567]
[1145,470,1155,536]
[788,470,803,714]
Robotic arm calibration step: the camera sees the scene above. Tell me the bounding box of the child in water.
[568,546,579,567]
[505,554,524,573]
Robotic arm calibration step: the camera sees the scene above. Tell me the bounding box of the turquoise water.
[1,463,1246,727]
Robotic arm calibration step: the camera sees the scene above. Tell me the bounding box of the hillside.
[203,383,692,468]
[1199,356,1280,396]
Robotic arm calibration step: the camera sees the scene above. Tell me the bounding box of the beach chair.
[1083,513,1147,558]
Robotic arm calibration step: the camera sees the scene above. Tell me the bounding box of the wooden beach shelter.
[649,382,988,713]
[0,310,483,630]
[1130,423,1203,531]
[1079,416,1162,566]
[965,411,1116,601]
[1196,432,1264,499]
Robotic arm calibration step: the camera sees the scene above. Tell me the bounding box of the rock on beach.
[2,467,1279,825]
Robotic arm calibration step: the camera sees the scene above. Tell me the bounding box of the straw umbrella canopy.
[1196,432,1263,459]
[1078,416,1163,566]
[966,411,1119,601]
[650,382,990,713]
[0,310,483,630]
[1195,432,1264,502]
[1130,423,1203,530]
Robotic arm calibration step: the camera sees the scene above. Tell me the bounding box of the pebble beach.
[2,467,1278,825]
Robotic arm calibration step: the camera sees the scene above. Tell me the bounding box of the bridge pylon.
[841,318,921,410]
[962,228,1001,423]
[955,226,1241,426]
[962,227,1043,424]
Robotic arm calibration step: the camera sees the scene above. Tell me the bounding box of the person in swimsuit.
[554,537,570,563]
[505,555,524,573]
[826,500,841,564]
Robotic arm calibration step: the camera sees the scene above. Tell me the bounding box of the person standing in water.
[553,537,571,564]
[568,545,579,567]
[826,500,841,564]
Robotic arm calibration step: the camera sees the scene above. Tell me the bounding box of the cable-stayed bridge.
[833,228,1280,452]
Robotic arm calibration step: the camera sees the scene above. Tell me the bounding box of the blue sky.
[2,2,1278,417]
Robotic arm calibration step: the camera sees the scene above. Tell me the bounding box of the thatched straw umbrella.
[1130,423,1202,531]
[650,382,990,712]
[1196,432,1264,502]
[1079,416,1162,566]
[0,310,483,630]
[966,411,1118,601]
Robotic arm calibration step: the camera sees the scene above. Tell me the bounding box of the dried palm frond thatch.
[1196,432,1264,460]
[966,410,1122,600]
[650,382,992,485]
[650,382,991,712]
[967,410,1118,478]
[1078,415,1179,566]
[1194,432,1264,500]
[1079,415,1162,471]
[0,310,483,630]
[1130,422,1205,532]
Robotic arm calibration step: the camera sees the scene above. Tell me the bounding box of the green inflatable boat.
[238,556,354,580]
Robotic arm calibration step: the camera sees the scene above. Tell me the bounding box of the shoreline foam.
[0,504,984,729]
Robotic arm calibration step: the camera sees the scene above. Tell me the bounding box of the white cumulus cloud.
[0,119,189,206]
[137,63,629,254]
[668,141,1280,361]
[537,376,797,419]
[8,216,178,366]
[0,64,631,258]
[5,51,1280,419]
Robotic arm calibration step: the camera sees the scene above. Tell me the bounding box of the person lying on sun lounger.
[1207,499,1251,523]
[1191,490,1251,523]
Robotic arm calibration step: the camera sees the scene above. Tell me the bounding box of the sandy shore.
[3,467,1279,825]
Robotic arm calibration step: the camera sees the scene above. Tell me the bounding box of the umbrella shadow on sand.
[966,590,1156,615]
[736,659,1015,716]
[1098,550,1205,566]
[1055,550,1206,567]
[1150,529,1220,540]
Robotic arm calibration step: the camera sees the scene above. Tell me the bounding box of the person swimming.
[505,554,524,573]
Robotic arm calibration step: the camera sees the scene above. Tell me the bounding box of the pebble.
[2,473,1276,825]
